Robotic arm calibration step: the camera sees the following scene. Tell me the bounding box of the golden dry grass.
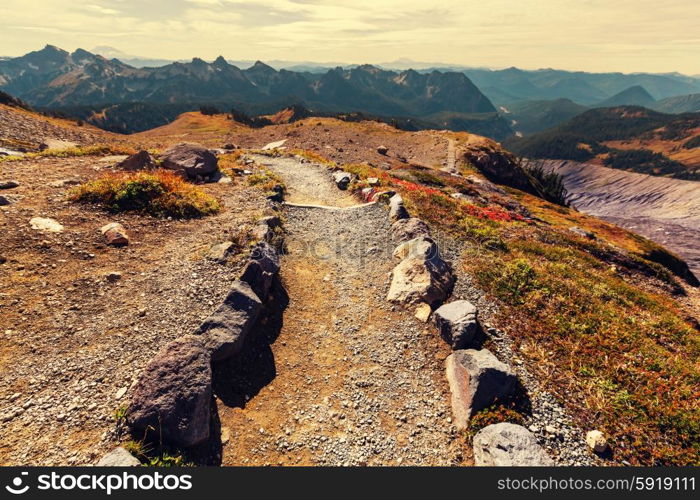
[69,169,220,218]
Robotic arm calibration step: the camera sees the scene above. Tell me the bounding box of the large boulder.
[389,194,409,222]
[127,335,212,448]
[445,349,516,429]
[117,150,156,171]
[391,217,430,243]
[387,255,454,306]
[161,142,218,179]
[473,423,554,466]
[240,242,280,300]
[194,280,262,361]
[434,300,480,349]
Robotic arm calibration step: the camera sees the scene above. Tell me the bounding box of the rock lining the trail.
[445,349,517,430]
[389,194,409,222]
[127,335,213,448]
[240,241,281,300]
[124,207,286,456]
[434,300,480,350]
[366,173,558,465]
[391,217,431,243]
[392,236,438,261]
[96,446,141,466]
[194,280,263,362]
[473,423,554,466]
[387,255,454,306]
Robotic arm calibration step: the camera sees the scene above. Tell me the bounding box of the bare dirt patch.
[0,155,269,465]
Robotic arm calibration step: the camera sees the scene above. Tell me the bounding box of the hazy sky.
[1,0,699,74]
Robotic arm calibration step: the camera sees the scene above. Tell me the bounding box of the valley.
[541,159,700,278]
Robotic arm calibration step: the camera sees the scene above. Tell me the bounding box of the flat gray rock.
[391,217,430,243]
[473,423,554,466]
[207,241,234,262]
[96,447,141,466]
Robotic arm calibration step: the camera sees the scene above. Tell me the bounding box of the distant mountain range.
[0,45,508,137]
[500,86,700,136]
[2,45,700,141]
[464,67,700,105]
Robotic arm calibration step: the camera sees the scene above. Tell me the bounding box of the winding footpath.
[442,138,457,174]
[216,154,466,465]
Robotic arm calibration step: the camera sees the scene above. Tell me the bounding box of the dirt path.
[252,154,358,207]
[442,138,457,174]
[216,156,466,465]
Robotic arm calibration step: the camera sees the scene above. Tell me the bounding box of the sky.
[1,0,699,74]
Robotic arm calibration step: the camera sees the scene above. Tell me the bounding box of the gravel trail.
[217,156,467,465]
[251,154,358,207]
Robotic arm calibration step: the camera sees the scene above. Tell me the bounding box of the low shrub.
[468,405,526,435]
[69,169,220,218]
[247,169,285,193]
[522,161,569,207]
[466,235,700,465]
[123,440,191,467]
[603,149,688,178]
[682,136,700,150]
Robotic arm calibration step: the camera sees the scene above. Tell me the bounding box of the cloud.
[0,0,698,73]
[84,4,120,15]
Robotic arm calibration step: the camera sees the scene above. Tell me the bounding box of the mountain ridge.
[0,46,496,115]
[0,46,510,138]
[506,106,700,180]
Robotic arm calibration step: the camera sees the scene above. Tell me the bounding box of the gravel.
[217,156,467,465]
